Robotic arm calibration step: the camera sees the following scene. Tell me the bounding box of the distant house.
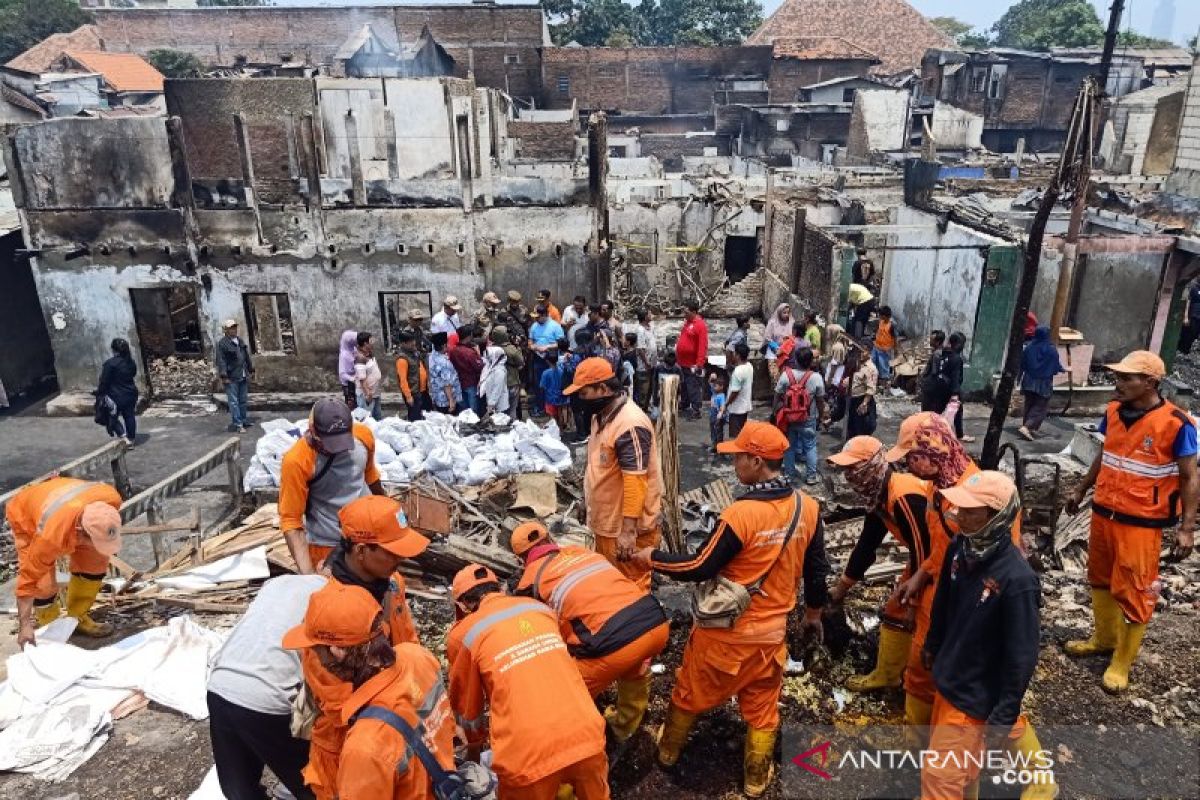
[1102,80,1187,176]
[797,75,892,105]
[769,37,882,101]
[331,24,455,79]
[57,50,165,110]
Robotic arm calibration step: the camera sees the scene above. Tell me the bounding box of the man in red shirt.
[675,301,709,419]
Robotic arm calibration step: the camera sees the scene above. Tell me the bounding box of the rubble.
[147,356,214,398]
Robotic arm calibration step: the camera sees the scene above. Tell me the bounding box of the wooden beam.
[0,439,129,520]
[120,438,240,524]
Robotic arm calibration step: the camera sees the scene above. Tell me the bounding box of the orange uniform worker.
[284,581,455,800]
[631,422,829,798]
[883,412,1021,726]
[301,495,426,800]
[8,477,123,648]
[510,521,670,742]
[826,436,934,703]
[446,564,609,800]
[1064,351,1197,693]
[920,472,1054,800]
[280,397,384,574]
[564,357,663,589]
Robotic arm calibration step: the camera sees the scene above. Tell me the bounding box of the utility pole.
[1097,0,1128,98]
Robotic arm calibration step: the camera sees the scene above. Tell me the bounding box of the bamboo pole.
[656,374,684,553]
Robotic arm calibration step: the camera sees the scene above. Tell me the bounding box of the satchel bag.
[691,492,805,628]
[290,682,318,740]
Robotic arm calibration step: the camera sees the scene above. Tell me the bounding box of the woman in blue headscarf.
[1018,325,1064,440]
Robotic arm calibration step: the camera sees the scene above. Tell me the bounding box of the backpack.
[774,369,815,430]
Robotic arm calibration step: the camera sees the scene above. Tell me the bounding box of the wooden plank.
[0,439,129,519]
[656,374,684,553]
[120,438,240,523]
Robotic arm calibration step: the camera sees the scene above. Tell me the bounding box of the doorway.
[129,286,203,396]
[723,235,757,284]
[380,290,433,351]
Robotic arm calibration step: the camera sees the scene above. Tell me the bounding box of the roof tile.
[63,50,164,93]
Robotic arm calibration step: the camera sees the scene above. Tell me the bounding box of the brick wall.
[706,269,765,318]
[1173,57,1200,173]
[638,133,728,170]
[768,57,874,103]
[541,46,772,114]
[507,120,576,161]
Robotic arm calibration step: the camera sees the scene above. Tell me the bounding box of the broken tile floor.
[4,392,1191,800]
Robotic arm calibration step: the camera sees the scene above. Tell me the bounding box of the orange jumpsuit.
[7,478,122,600]
[907,462,1022,703]
[653,491,824,730]
[516,545,669,696]
[279,423,380,568]
[446,593,608,799]
[923,693,1031,799]
[585,396,663,589]
[1090,400,1192,624]
[302,573,419,800]
[336,642,455,800]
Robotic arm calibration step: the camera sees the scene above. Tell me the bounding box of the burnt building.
[3,75,603,396]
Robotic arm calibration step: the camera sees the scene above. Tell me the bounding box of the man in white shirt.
[207,574,326,800]
[724,343,754,438]
[561,294,588,328]
[634,308,659,409]
[430,295,462,335]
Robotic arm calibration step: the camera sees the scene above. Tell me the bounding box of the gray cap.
[311,397,354,454]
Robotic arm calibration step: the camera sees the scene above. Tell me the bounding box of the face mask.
[579,395,612,416]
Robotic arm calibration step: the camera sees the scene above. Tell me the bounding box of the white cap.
[222,319,238,329]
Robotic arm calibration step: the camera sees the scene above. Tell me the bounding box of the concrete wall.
[0,229,56,400]
[882,206,1002,358]
[846,90,909,158]
[1069,248,1168,363]
[931,102,983,150]
[1171,54,1200,175]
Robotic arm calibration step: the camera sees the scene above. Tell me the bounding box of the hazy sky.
[760,0,1199,46]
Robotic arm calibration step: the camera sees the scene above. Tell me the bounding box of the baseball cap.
[222,319,238,329]
[535,305,548,316]
[938,470,1017,511]
[510,521,550,557]
[1105,350,1166,379]
[452,564,499,601]
[563,357,616,395]
[482,291,500,305]
[409,308,428,320]
[339,496,429,558]
[716,421,789,460]
[886,412,946,463]
[81,502,122,556]
[443,295,462,311]
[311,397,354,454]
[282,581,382,649]
[507,290,522,302]
[828,436,885,467]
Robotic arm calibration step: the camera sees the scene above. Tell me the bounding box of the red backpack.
[775,368,815,430]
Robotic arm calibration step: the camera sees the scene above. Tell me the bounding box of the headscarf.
[1021,326,1062,381]
[905,412,973,489]
[961,493,1021,563]
[846,448,890,510]
[339,330,358,383]
[825,323,846,362]
[764,303,792,344]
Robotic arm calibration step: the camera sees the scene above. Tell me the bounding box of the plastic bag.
[374,439,397,465]
[424,447,454,472]
[536,437,570,464]
[243,457,275,491]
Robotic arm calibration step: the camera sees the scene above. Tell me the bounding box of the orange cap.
[510,521,550,557]
[282,581,382,649]
[886,412,948,463]
[338,496,429,558]
[1105,350,1166,379]
[451,563,500,601]
[828,435,885,466]
[938,470,1017,511]
[563,357,615,395]
[716,420,789,460]
[81,502,123,557]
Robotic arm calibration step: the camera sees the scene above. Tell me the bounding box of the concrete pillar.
[587,111,610,302]
[344,111,367,206]
[233,113,264,244]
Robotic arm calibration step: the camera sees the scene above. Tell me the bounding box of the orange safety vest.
[445,594,605,788]
[516,545,666,659]
[7,478,122,599]
[337,643,455,800]
[584,397,663,539]
[1094,400,1190,527]
[877,472,935,568]
[711,491,821,642]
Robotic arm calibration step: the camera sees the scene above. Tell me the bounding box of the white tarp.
[155,546,270,591]
[0,616,226,781]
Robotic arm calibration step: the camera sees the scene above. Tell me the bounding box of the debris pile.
[148,356,214,397]
[243,411,573,491]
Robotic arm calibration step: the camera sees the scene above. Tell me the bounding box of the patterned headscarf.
[846,447,890,509]
[903,412,973,489]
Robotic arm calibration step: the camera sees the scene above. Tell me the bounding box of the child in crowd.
[651,350,684,413]
[539,349,570,428]
[708,373,728,452]
[621,332,639,398]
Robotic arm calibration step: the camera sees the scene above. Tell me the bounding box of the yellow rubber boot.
[604,674,652,742]
[655,704,697,767]
[66,575,113,638]
[34,598,63,627]
[845,625,910,692]
[1102,620,1147,694]
[904,694,932,726]
[1011,723,1057,799]
[743,727,777,798]
[1064,589,1120,657]
[555,785,576,800]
